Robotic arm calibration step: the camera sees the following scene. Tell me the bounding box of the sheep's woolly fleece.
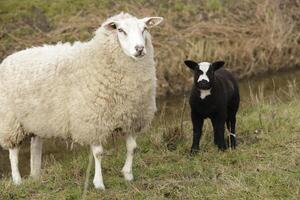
[0,13,157,149]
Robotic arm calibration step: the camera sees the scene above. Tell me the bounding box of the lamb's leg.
[190,111,204,155]
[30,136,43,178]
[229,115,237,148]
[9,147,22,185]
[122,135,137,181]
[91,144,105,190]
[212,117,226,150]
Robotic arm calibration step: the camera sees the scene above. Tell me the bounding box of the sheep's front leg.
[91,145,105,190]
[30,136,43,178]
[122,135,137,181]
[9,147,22,185]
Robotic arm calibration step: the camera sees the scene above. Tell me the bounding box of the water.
[158,70,300,116]
[0,70,300,177]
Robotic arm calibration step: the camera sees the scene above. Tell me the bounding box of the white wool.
[200,89,211,99]
[0,13,157,149]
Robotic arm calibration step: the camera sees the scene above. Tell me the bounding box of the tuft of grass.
[205,0,223,11]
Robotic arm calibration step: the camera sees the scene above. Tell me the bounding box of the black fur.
[184,60,240,154]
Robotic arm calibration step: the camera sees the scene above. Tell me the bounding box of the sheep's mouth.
[134,52,145,58]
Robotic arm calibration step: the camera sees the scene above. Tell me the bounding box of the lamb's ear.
[211,61,225,71]
[184,60,199,71]
[102,21,118,31]
[141,17,163,28]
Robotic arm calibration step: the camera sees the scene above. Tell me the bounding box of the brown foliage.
[0,0,299,96]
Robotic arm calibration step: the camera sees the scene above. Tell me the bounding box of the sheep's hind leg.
[30,136,43,178]
[9,147,22,185]
[122,135,137,181]
[91,144,105,190]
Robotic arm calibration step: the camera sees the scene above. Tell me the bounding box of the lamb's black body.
[189,67,240,153]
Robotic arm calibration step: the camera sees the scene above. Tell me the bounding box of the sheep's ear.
[102,21,118,31]
[141,17,163,28]
[184,60,199,71]
[211,61,225,71]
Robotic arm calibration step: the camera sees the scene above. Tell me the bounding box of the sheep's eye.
[118,28,126,35]
[142,27,148,33]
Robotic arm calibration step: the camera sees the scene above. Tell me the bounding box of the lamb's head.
[102,13,163,60]
[184,60,225,90]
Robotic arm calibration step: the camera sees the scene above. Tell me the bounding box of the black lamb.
[184,60,240,154]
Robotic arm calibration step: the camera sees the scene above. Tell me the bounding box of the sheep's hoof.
[122,171,134,181]
[93,180,105,190]
[13,177,22,185]
[30,173,41,180]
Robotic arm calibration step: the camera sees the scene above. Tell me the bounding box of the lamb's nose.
[135,45,144,53]
[200,80,209,84]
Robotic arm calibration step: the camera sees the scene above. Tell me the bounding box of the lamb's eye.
[118,28,126,35]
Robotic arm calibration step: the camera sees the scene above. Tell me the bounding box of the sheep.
[184,60,240,154]
[0,12,163,189]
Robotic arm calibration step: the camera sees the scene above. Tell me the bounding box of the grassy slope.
[0,90,300,199]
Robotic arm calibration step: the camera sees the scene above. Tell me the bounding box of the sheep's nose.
[135,45,144,53]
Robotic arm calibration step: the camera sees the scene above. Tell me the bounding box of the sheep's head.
[184,60,225,90]
[102,14,163,60]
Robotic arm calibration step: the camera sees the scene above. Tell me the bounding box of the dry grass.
[0,0,299,96]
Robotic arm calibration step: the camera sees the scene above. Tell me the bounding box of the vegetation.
[0,0,299,96]
[0,80,300,199]
[0,1,299,199]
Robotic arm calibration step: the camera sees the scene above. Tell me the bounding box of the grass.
[1,82,300,199]
[0,0,299,198]
[0,0,299,96]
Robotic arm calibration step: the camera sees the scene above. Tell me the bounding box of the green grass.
[0,0,299,198]
[1,90,300,199]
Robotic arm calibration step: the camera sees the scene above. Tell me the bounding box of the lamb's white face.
[197,62,211,83]
[184,60,225,90]
[103,16,163,60]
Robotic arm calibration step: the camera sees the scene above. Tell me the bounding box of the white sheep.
[0,12,163,189]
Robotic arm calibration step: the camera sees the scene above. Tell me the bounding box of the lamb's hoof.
[190,148,199,156]
[217,145,227,151]
[122,171,134,181]
[93,180,105,190]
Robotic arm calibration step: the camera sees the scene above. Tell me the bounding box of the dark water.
[0,70,300,177]
[157,70,300,118]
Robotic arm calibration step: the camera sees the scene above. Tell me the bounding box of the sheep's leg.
[30,136,43,178]
[122,135,137,181]
[91,144,105,190]
[9,147,22,185]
